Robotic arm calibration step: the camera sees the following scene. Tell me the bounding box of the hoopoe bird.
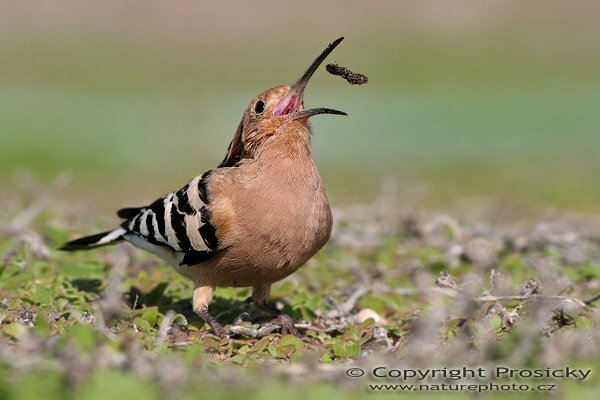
[61,37,347,337]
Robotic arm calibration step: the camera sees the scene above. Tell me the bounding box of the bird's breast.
[213,162,332,284]
[246,175,332,260]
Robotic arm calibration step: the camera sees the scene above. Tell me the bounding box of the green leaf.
[28,284,53,305]
[332,341,361,358]
[172,313,188,325]
[140,307,158,327]
[132,317,151,332]
[2,323,29,339]
[252,337,270,353]
[278,335,304,353]
[487,315,503,332]
[266,344,278,357]
[231,354,246,364]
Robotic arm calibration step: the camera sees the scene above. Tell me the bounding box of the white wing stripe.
[162,193,181,251]
[139,209,150,236]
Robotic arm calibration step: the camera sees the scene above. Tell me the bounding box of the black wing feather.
[117,173,219,265]
[117,207,144,219]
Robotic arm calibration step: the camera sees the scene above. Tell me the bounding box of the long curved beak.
[287,108,347,121]
[273,37,346,118]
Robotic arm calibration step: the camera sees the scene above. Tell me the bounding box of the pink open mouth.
[273,94,303,116]
[272,37,346,120]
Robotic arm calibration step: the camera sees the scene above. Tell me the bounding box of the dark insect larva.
[326,62,368,85]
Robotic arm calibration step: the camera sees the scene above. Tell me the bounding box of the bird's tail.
[60,227,126,251]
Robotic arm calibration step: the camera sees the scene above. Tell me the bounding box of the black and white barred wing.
[119,171,219,266]
[60,171,221,267]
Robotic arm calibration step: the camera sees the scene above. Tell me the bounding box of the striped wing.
[119,171,219,265]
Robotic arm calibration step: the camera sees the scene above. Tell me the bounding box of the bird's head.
[220,37,346,167]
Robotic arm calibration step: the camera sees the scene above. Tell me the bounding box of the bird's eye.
[254,100,265,114]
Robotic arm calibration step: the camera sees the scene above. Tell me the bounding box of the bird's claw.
[270,314,298,336]
[233,311,251,326]
[211,322,228,338]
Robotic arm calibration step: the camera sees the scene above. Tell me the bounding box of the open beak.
[273,37,347,119]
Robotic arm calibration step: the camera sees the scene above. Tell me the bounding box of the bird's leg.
[252,284,279,314]
[196,307,226,338]
[193,282,226,338]
[252,284,298,336]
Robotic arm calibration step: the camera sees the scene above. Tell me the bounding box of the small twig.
[475,294,586,308]
[228,323,280,338]
[155,310,176,346]
[227,320,349,337]
[388,287,457,296]
[18,231,50,260]
[131,295,139,315]
[583,293,600,305]
[169,341,196,348]
[325,285,369,318]
[293,322,347,333]
[543,310,576,336]
[381,287,587,308]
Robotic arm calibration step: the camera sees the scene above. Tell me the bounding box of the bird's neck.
[254,128,313,165]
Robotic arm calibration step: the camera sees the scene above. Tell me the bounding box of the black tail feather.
[60,229,125,251]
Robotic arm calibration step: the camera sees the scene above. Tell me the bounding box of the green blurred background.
[1,0,599,215]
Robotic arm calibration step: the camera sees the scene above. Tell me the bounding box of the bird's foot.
[196,306,228,338]
[210,322,227,338]
[232,311,252,326]
[270,314,298,336]
[256,301,281,316]
[255,301,298,335]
